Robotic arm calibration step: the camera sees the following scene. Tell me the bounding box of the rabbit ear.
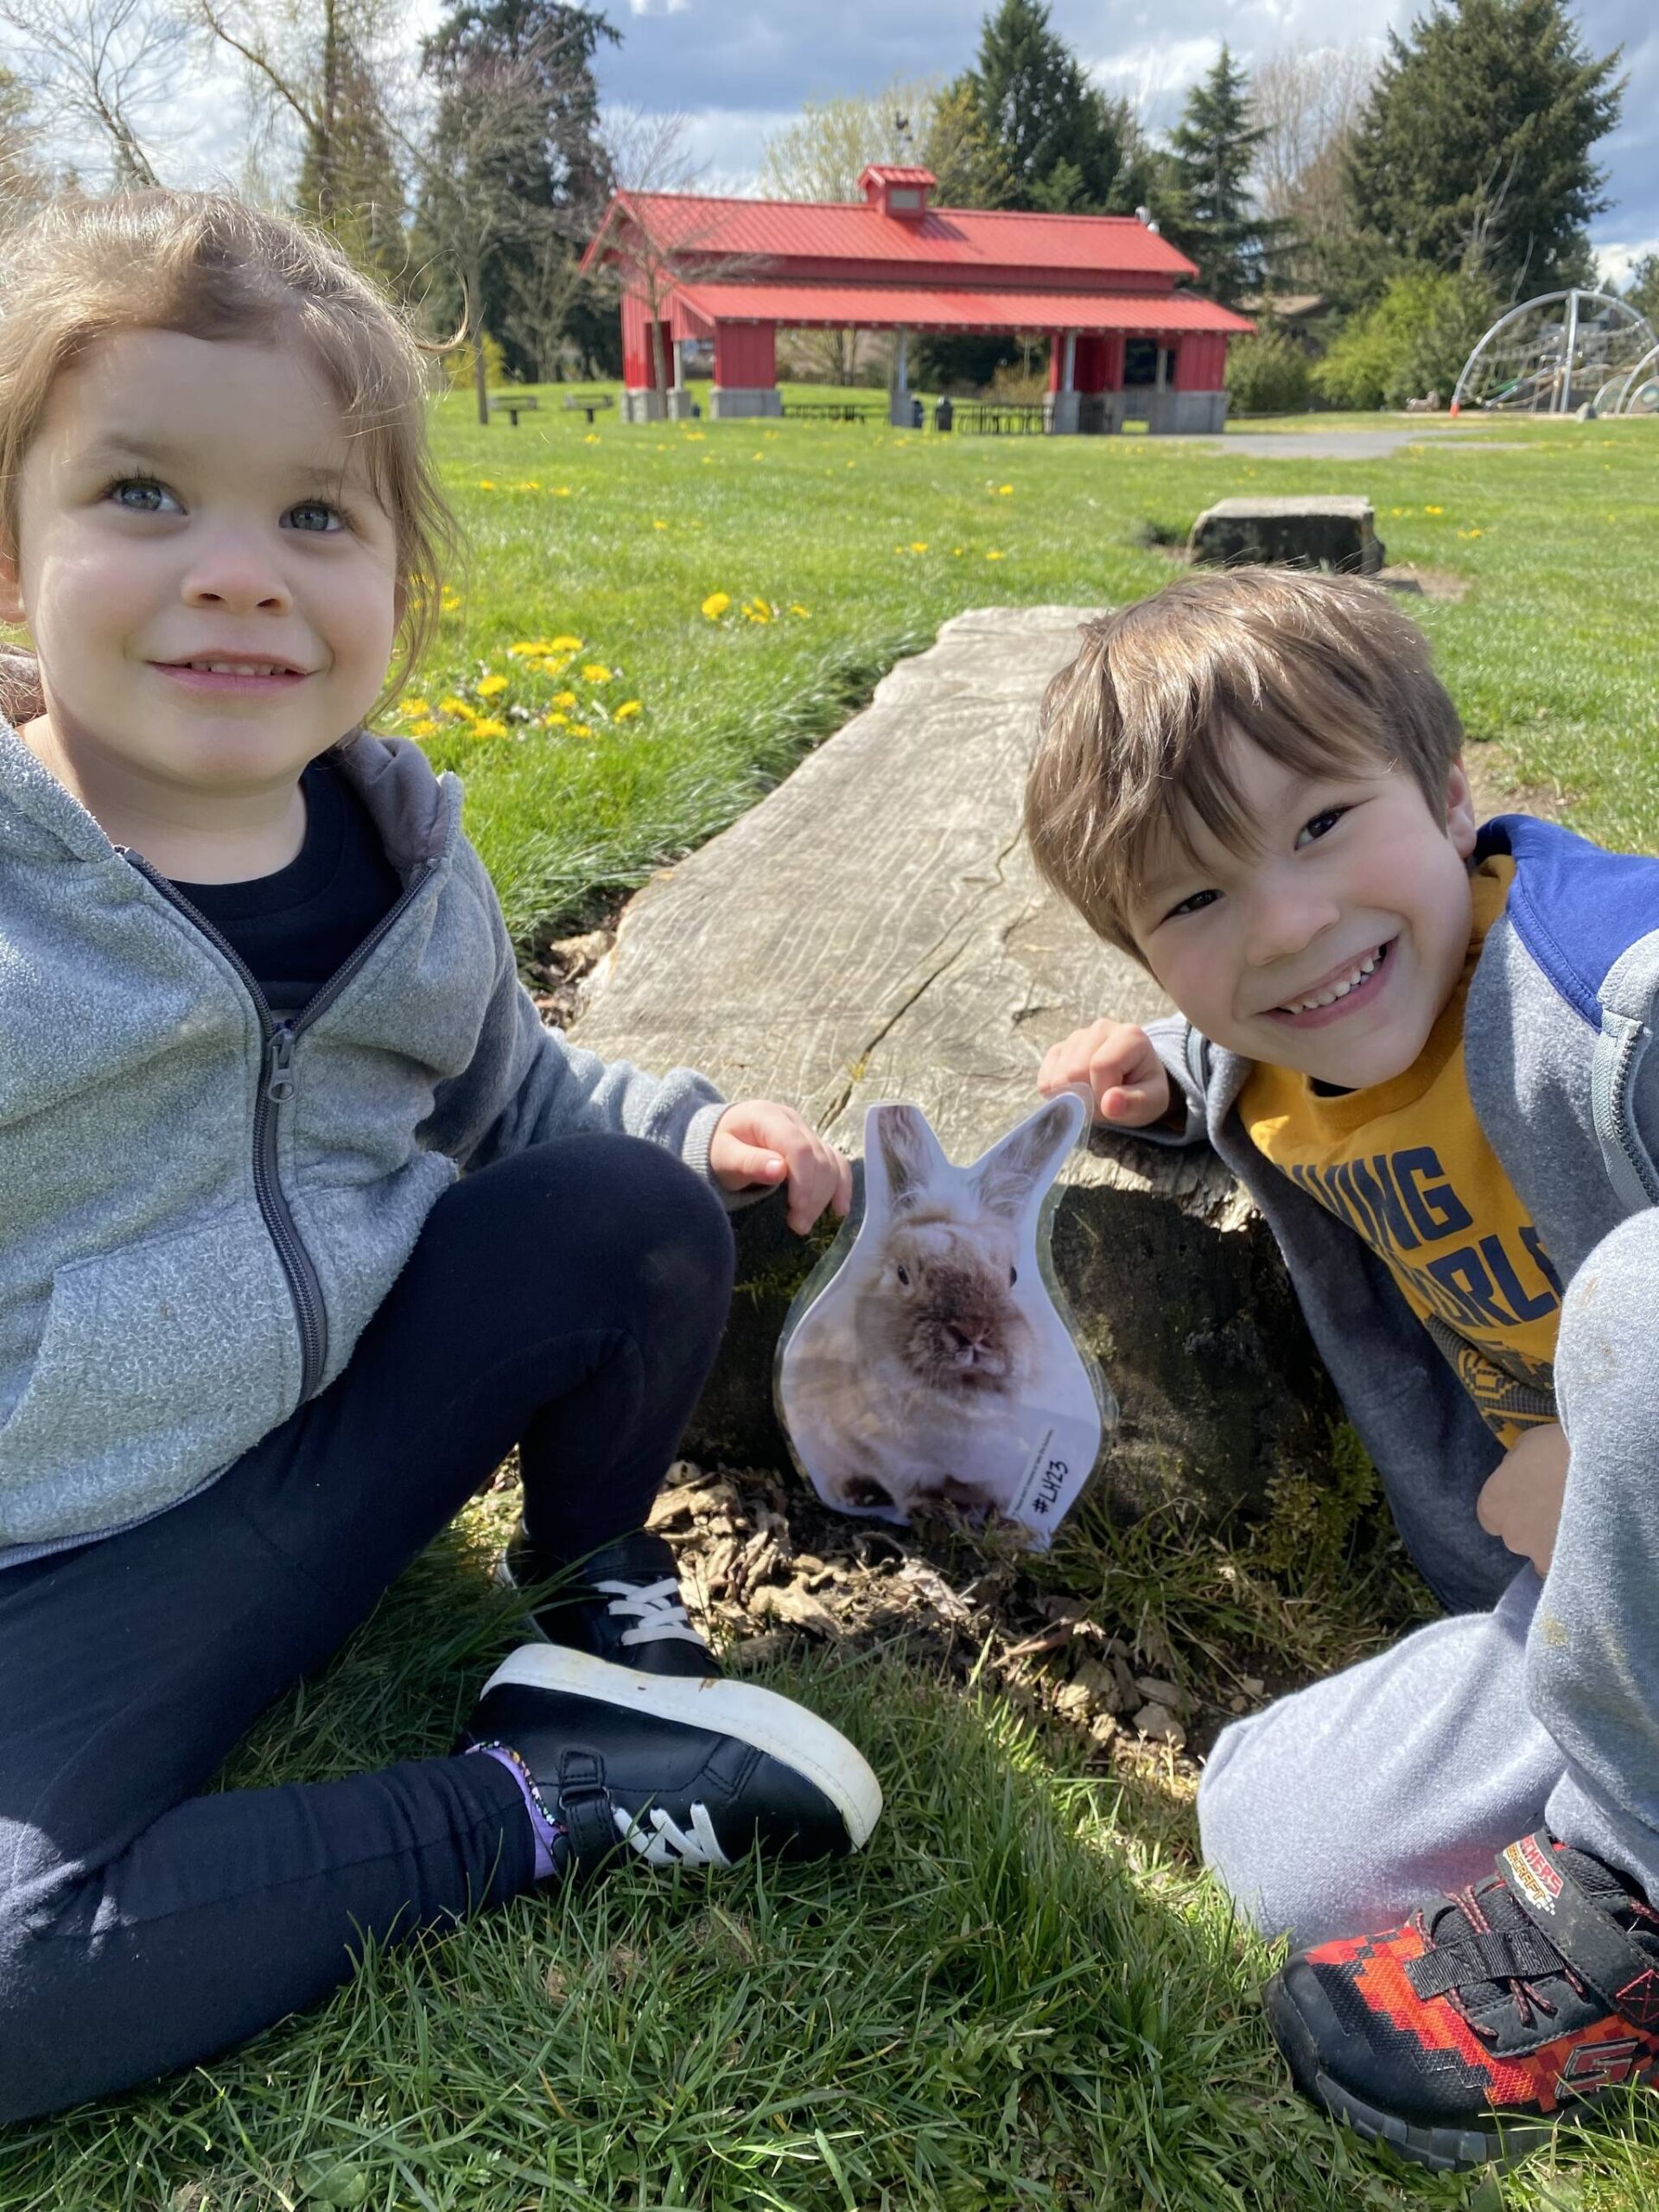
[970,1095,1081,1221]
[868,1103,948,1215]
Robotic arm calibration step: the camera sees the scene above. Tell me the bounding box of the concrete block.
[1190,494,1385,575]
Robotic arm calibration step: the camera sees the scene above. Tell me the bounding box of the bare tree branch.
[0,0,190,188]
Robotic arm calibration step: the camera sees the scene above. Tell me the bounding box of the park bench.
[571,607,1335,1526]
[488,394,540,429]
[562,393,617,426]
[779,399,885,423]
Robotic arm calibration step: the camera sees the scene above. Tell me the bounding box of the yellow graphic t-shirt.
[1240,857,1560,1446]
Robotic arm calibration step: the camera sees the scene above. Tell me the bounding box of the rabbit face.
[867,1215,1033,1397]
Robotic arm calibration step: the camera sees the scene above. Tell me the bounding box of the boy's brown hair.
[1024,566,1466,957]
[0,188,460,713]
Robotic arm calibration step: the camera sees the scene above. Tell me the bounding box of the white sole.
[480,1642,883,1850]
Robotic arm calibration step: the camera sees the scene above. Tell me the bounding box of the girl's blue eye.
[1296,806,1348,848]
[1166,887,1220,920]
[109,477,177,513]
[285,501,343,534]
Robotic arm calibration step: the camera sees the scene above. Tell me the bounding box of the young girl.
[0,189,880,2123]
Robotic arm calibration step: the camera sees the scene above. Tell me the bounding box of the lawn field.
[8,399,1659,2212]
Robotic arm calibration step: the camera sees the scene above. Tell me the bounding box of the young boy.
[1026,565,1659,2171]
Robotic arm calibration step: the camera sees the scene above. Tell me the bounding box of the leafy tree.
[1162,47,1285,306]
[758,79,936,203]
[1344,0,1624,303]
[1311,264,1500,409]
[1625,254,1659,334]
[919,79,1014,209]
[952,0,1149,215]
[1225,328,1310,414]
[418,0,619,385]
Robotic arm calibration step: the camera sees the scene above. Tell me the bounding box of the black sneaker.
[494,1526,718,1676]
[460,1643,882,1872]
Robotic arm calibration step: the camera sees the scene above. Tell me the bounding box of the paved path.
[1206,427,1522,460]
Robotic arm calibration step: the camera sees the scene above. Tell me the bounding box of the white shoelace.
[615,1801,731,1868]
[593,1574,707,1648]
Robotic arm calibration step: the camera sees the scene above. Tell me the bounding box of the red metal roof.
[859,165,937,189]
[673,280,1252,336]
[600,190,1197,281]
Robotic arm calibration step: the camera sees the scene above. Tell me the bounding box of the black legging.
[0,1133,734,2121]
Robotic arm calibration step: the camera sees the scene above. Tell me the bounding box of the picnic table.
[562,393,617,426]
[488,394,540,429]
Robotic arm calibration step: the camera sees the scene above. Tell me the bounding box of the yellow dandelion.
[702,592,731,620]
[570,721,594,738]
[553,486,572,498]
[910,541,929,553]
[552,689,577,708]
[549,635,583,652]
[615,700,642,721]
[472,717,508,739]
[1425,505,1444,515]
[543,710,569,728]
[406,718,440,739]
[439,696,476,720]
[652,519,669,531]
[478,674,509,697]
[513,480,542,491]
[997,485,1014,496]
[985,549,1005,561]
[507,643,547,658]
[476,479,497,490]
[741,600,772,624]
[401,698,433,719]
[581,663,613,683]
[583,433,601,445]
[789,603,810,617]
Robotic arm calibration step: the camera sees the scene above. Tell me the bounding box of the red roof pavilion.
[582,166,1252,434]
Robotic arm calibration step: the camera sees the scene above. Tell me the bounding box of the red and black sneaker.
[1264,1831,1659,2171]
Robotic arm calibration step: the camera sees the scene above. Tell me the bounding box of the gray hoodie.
[1146,814,1659,1613]
[0,658,727,1558]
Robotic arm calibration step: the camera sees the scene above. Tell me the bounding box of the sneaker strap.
[1491,1831,1659,2029]
[554,1748,621,1870]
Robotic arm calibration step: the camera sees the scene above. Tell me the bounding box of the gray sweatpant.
[1199,1209,1659,1948]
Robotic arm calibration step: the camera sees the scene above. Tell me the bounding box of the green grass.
[10,397,1659,2209]
[406,390,1659,963]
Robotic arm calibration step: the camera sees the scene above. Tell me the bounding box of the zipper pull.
[266,1023,297,1104]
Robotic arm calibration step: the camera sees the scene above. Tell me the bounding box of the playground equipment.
[1450,290,1656,416]
[1591,341,1659,419]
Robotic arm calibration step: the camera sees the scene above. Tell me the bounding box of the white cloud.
[1594,238,1659,291]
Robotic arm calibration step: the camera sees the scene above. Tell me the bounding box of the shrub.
[1313,268,1499,410]
[1224,329,1311,415]
[443,332,510,391]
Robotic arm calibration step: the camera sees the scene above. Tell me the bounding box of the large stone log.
[1190,494,1384,575]
[571,607,1338,1522]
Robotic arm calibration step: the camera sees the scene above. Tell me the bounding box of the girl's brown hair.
[1024,566,1466,958]
[0,188,461,713]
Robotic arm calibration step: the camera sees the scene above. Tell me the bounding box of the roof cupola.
[859,165,935,219]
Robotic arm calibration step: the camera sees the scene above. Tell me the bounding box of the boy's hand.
[1038,1020,1173,1128]
[709,1099,854,1234]
[1476,1421,1570,1575]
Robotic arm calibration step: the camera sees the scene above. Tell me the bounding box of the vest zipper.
[118,848,439,1402]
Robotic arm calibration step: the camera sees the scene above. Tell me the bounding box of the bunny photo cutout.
[775,1089,1116,1547]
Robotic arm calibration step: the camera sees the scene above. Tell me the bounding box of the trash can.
[910,395,924,430]
[934,396,954,434]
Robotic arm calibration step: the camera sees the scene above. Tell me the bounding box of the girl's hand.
[1039,1019,1173,1128]
[709,1099,854,1234]
[1476,1421,1571,1575]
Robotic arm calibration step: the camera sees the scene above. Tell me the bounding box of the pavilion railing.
[950,399,1047,435]
[779,399,886,423]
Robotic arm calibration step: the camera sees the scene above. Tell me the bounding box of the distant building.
[581,167,1253,434]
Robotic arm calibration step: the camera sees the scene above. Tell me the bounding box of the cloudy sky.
[124,0,1659,282]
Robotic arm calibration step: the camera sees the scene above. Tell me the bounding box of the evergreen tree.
[954,0,1148,214]
[292,32,406,283]
[419,0,619,381]
[1162,47,1282,305]
[1344,0,1624,303]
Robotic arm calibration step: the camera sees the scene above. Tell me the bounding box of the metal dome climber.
[1450,290,1656,416]
[1591,341,1659,419]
